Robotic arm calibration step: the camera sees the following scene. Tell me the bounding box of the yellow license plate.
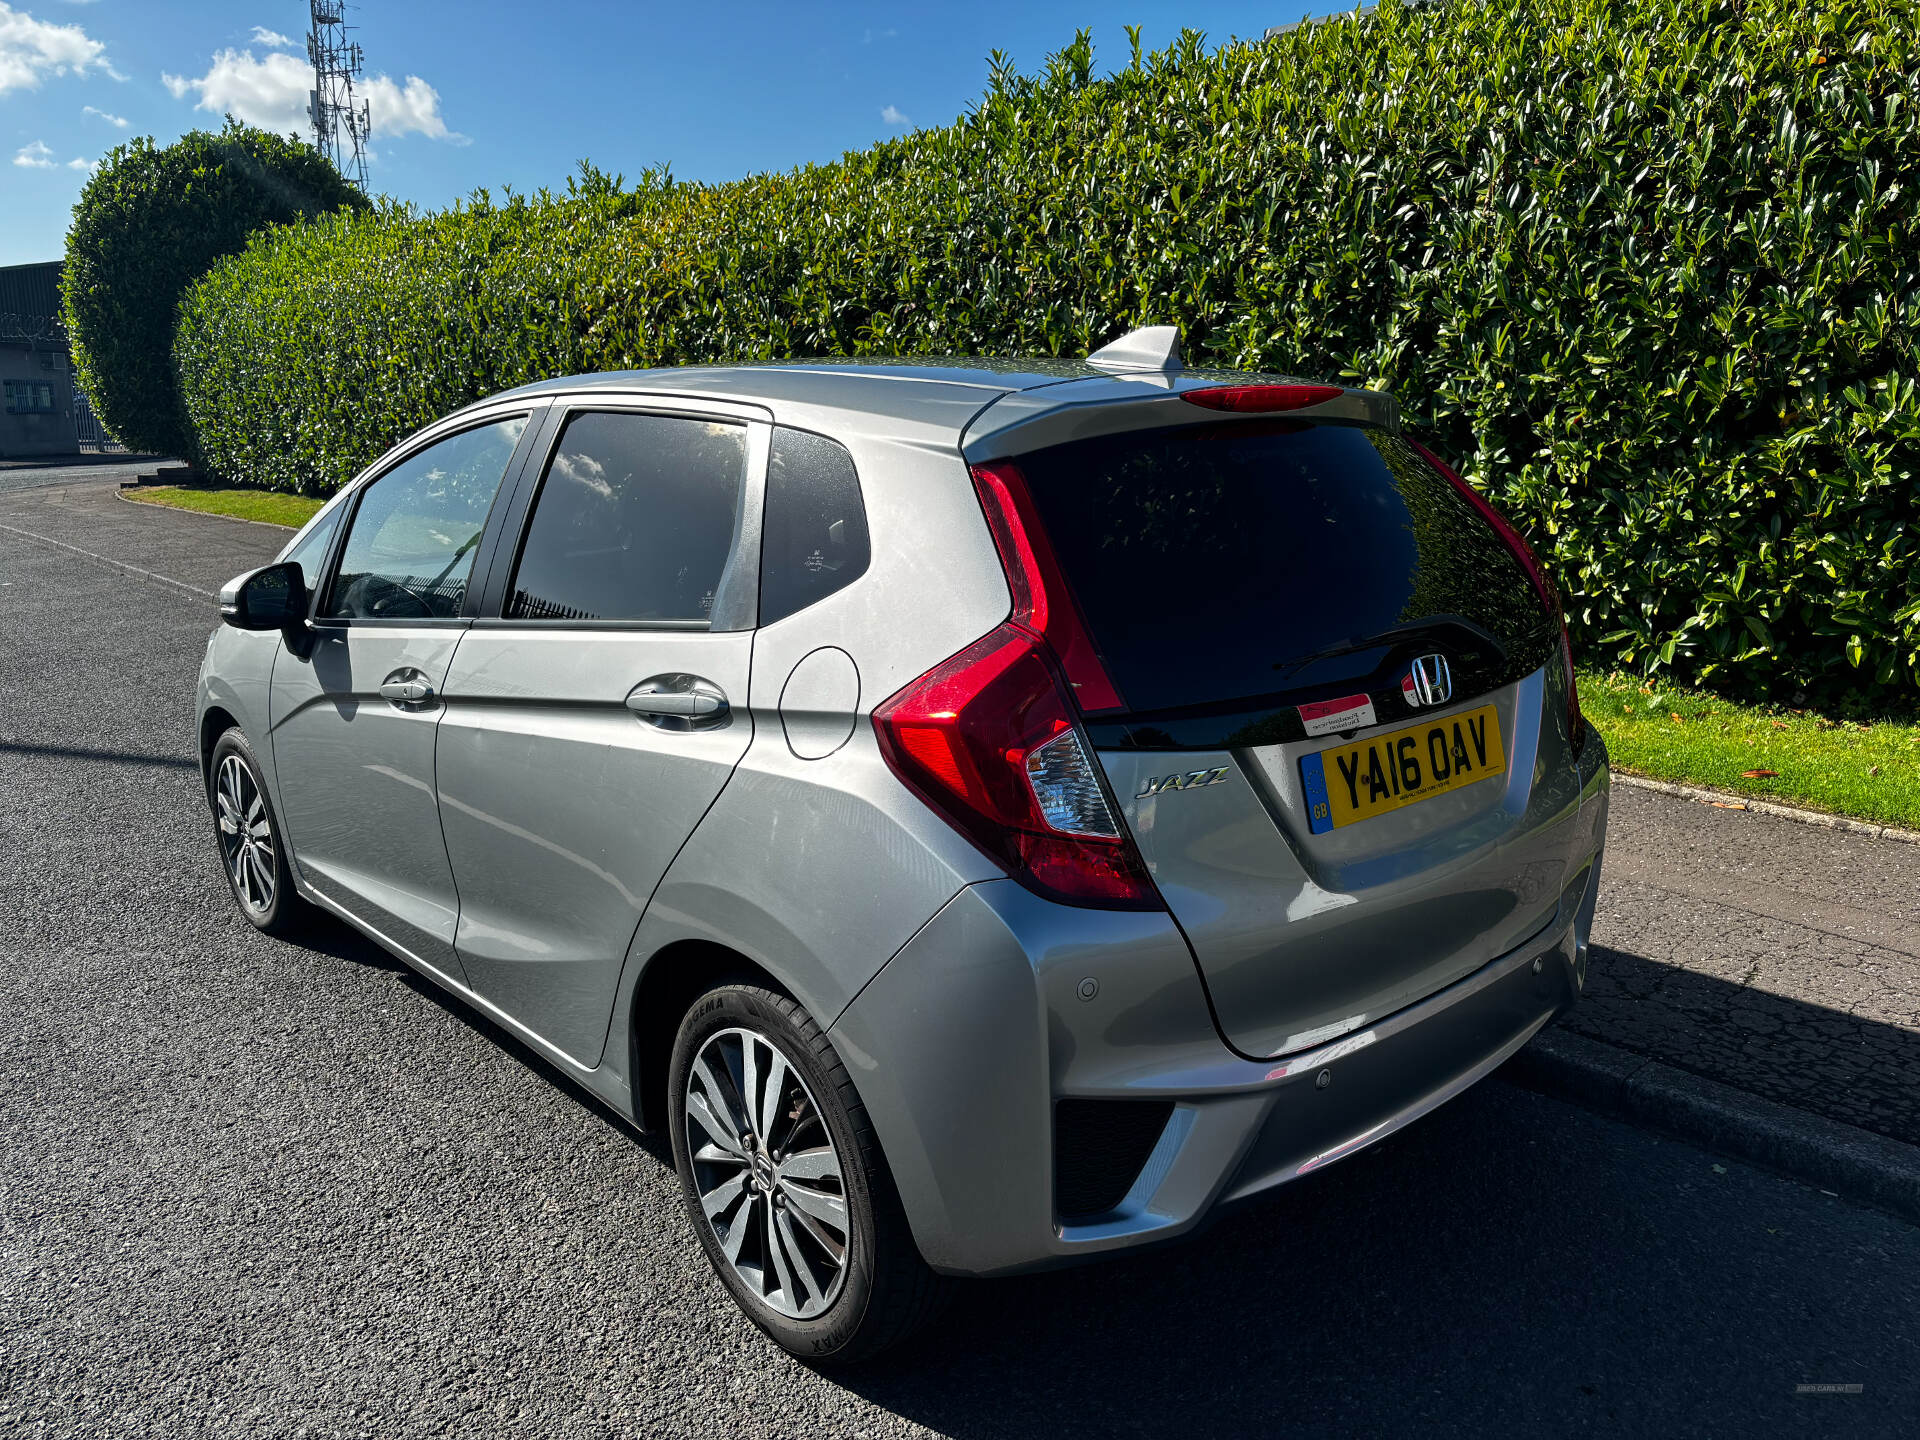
[1299,704,1506,833]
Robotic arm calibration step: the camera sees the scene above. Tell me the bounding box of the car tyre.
[667,982,948,1363]
[208,727,310,937]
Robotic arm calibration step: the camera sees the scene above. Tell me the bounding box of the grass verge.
[1580,670,1920,830]
[122,484,323,528]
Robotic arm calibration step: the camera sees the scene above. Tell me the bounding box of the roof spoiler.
[1082,324,1395,428]
[966,331,1401,460]
[1087,325,1184,374]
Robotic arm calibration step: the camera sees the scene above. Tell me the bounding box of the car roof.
[484,357,1107,432]
[472,351,1397,446]
[499,356,1109,394]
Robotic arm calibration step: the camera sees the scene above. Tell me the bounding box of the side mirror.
[219,562,309,631]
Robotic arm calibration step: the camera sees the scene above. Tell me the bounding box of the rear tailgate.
[1010,414,1586,1059]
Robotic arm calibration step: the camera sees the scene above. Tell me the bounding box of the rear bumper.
[834,880,1589,1277]
[1215,905,1573,1205]
[830,751,1607,1276]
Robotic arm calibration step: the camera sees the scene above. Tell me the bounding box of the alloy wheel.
[215,753,276,914]
[683,1026,850,1320]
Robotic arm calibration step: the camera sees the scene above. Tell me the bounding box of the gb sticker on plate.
[1297,692,1377,738]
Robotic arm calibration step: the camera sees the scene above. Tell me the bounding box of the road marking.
[0,519,215,601]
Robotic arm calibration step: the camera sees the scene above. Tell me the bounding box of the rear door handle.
[379,671,435,707]
[626,692,722,717]
[625,675,729,729]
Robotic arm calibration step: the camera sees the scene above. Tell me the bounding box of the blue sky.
[1,2,1316,267]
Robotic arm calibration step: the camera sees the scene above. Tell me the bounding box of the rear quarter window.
[759,427,871,625]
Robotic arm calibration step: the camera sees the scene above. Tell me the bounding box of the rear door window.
[759,427,870,625]
[327,416,527,620]
[507,412,749,624]
[1014,421,1544,716]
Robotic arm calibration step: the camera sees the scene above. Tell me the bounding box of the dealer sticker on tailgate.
[1298,704,1506,834]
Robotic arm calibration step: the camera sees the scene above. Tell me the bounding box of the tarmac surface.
[1575,786,1920,1145]
[0,456,171,495]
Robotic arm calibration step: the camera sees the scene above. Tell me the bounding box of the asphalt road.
[0,457,171,496]
[3,487,1917,1438]
[1576,786,1920,1146]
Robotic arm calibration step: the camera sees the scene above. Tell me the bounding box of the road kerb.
[1505,1027,1920,1227]
[1611,772,1920,845]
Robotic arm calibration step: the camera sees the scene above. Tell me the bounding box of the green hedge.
[63,121,365,459]
[175,0,1920,706]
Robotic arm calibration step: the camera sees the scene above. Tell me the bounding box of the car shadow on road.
[822,948,1920,1437]
[297,908,666,1157]
[0,738,200,770]
[292,908,408,974]
[827,1071,1917,1438]
[283,918,1920,1434]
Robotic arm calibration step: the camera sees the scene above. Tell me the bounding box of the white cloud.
[0,1,110,95]
[162,48,308,132]
[163,46,463,145]
[881,104,910,127]
[14,136,92,170]
[360,71,461,142]
[81,101,124,126]
[250,25,292,48]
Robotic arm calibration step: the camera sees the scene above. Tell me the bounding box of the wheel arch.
[627,938,794,1134]
[199,705,240,787]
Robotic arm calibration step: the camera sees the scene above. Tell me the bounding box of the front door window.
[328,416,528,620]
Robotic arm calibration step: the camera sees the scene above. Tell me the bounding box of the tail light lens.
[968,461,1124,712]
[1411,440,1583,743]
[873,626,1158,908]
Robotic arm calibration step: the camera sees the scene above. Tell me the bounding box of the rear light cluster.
[967,460,1124,712]
[1410,440,1583,744]
[871,463,1160,910]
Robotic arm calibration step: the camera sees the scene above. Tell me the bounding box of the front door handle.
[379,671,435,707]
[625,674,729,730]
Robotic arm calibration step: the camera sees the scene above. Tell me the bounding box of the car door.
[270,409,539,981]
[433,399,767,1065]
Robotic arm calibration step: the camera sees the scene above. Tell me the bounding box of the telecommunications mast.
[307,2,371,189]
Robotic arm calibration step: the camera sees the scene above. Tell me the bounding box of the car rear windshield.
[1014,420,1544,716]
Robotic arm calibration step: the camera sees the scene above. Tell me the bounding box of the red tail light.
[968,461,1124,713]
[1180,384,1343,413]
[1411,440,1583,740]
[872,625,1159,909]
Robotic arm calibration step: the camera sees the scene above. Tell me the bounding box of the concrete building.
[0,261,81,457]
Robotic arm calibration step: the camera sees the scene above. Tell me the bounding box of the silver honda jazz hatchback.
[199,328,1610,1361]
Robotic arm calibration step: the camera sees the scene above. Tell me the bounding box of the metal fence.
[71,385,124,453]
